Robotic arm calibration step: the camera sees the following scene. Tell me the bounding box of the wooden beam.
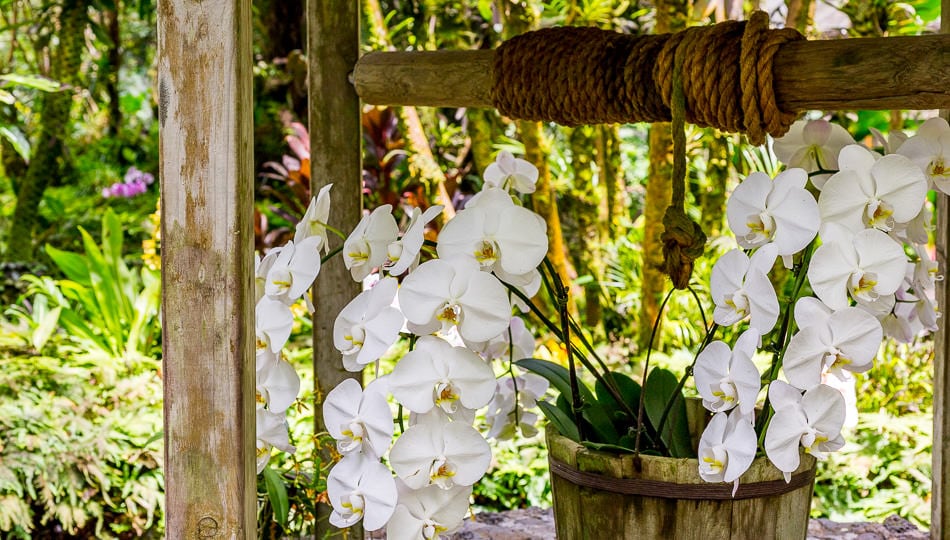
[353,34,950,113]
[307,1,363,539]
[933,4,949,538]
[157,0,255,538]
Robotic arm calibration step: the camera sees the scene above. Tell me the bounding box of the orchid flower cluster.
[253,151,551,538]
[102,166,155,198]
[696,117,946,493]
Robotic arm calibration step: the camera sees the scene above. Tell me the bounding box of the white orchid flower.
[264,236,323,304]
[764,381,846,482]
[333,277,404,371]
[772,119,855,189]
[255,247,284,302]
[782,305,882,390]
[327,454,397,531]
[912,242,940,294]
[793,296,833,329]
[821,370,859,429]
[255,295,294,353]
[389,414,491,490]
[694,329,761,415]
[726,168,819,266]
[256,408,295,473]
[389,336,496,415]
[294,183,333,251]
[398,257,511,342]
[697,410,757,495]
[869,126,908,155]
[818,145,927,233]
[386,205,442,276]
[807,225,906,310]
[890,200,932,245]
[710,244,779,334]
[483,150,539,194]
[896,116,950,192]
[323,378,394,458]
[437,187,548,278]
[256,356,300,414]
[386,482,472,540]
[463,316,535,362]
[485,372,548,440]
[344,204,399,282]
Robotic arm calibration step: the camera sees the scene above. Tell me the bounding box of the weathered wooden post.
[933,4,949,538]
[158,0,256,537]
[307,2,363,539]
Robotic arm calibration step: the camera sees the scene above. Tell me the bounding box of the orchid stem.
[634,288,675,455]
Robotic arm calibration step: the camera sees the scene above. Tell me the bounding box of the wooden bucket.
[547,428,817,540]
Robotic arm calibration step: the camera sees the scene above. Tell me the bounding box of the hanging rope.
[491,11,803,145]
[661,28,706,290]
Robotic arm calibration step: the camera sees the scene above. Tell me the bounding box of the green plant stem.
[500,276,637,421]
[755,239,818,441]
[634,288,676,455]
[549,258,586,441]
[655,322,720,439]
[323,223,348,241]
[320,245,343,265]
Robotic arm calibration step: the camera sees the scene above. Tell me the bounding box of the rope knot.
[660,208,706,290]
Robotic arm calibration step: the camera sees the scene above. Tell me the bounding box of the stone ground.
[369,508,929,539]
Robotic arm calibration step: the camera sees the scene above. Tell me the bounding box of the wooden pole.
[933,4,949,538]
[353,34,950,112]
[157,0,255,537]
[307,1,363,538]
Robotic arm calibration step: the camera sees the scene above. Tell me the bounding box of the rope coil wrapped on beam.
[491,11,803,146]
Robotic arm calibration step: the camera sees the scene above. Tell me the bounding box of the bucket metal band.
[549,457,815,501]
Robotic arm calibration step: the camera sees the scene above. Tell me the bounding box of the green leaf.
[31,306,61,351]
[595,372,640,425]
[643,368,693,458]
[516,358,618,443]
[0,125,30,160]
[262,467,289,528]
[46,245,91,285]
[537,401,580,442]
[0,73,62,92]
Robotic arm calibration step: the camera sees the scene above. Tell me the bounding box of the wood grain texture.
[932,5,949,539]
[157,0,255,538]
[547,428,815,540]
[307,1,363,538]
[353,35,950,113]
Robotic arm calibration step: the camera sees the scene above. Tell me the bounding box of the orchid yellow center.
[339,420,365,453]
[744,211,775,245]
[930,157,947,178]
[848,271,879,302]
[429,456,457,488]
[474,239,500,269]
[724,290,750,317]
[434,381,460,413]
[343,325,366,354]
[437,303,462,326]
[702,455,724,474]
[339,493,365,521]
[865,198,895,231]
[347,239,371,265]
[423,519,449,540]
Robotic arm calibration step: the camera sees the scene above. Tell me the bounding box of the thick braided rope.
[491,12,804,143]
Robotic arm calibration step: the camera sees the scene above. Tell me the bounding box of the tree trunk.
[105,6,121,140]
[638,0,689,349]
[466,108,496,178]
[363,0,456,219]
[6,2,85,261]
[785,0,814,33]
[600,124,625,241]
[520,120,573,287]
[562,126,604,333]
[700,132,730,238]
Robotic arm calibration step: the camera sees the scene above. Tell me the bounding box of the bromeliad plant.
[252,116,947,537]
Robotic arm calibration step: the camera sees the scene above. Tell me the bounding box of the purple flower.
[103,167,155,198]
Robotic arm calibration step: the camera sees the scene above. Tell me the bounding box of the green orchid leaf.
[262,467,289,528]
[516,358,618,443]
[538,400,580,442]
[644,368,694,458]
